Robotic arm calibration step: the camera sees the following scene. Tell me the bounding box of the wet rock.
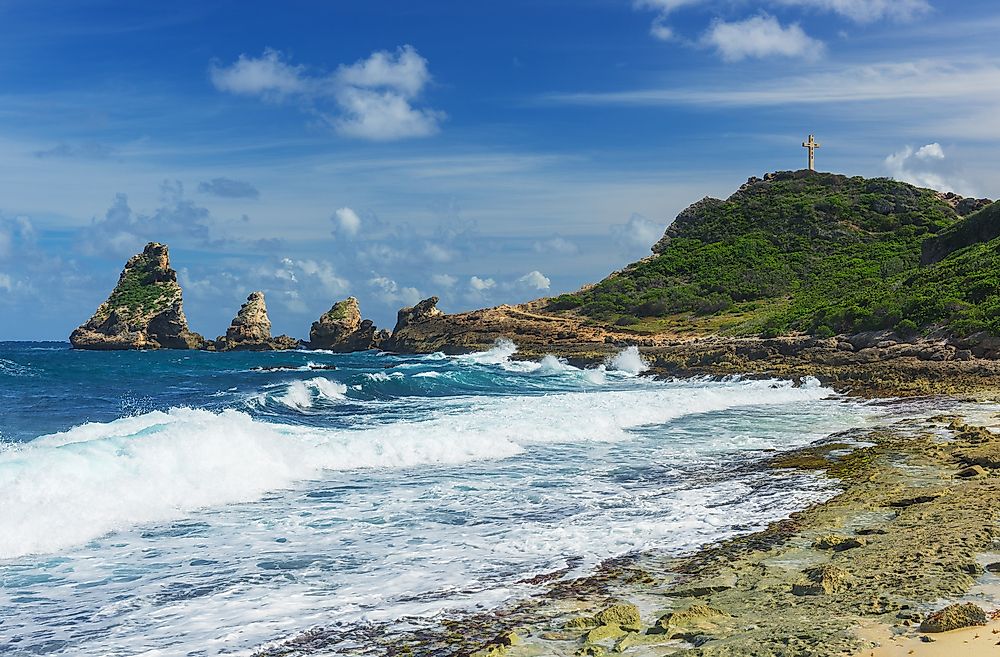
[666,573,737,597]
[986,562,1000,573]
[470,631,521,657]
[957,444,1000,469]
[792,564,854,596]
[919,603,987,632]
[812,535,867,551]
[575,645,608,656]
[70,242,205,350]
[308,297,379,352]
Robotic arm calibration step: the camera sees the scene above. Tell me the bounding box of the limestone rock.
[214,292,299,351]
[594,603,641,630]
[70,242,205,350]
[812,535,866,551]
[919,603,987,632]
[648,604,727,637]
[792,564,854,595]
[308,297,378,352]
[957,464,988,478]
[379,296,445,352]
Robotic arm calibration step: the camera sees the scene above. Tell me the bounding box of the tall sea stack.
[70,242,205,350]
[213,291,299,351]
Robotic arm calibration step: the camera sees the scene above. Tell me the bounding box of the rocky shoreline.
[253,402,1000,657]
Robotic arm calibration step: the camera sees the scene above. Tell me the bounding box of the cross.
[802,134,821,171]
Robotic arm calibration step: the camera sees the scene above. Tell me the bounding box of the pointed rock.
[308,297,379,352]
[214,291,299,351]
[70,242,205,350]
[380,296,443,352]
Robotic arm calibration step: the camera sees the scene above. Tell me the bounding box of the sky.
[1,0,999,340]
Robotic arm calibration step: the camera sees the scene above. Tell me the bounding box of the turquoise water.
[0,340,878,655]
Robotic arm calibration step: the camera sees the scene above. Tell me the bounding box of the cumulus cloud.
[611,213,668,253]
[210,45,443,141]
[703,15,823,62]
[197,177,260,199]
[209,48,307,100]
[0,216,35,259]
[884,143,974,196]
[333,207,362,236]
[517,270,551,290]
[369,275,422,306]
[469,275,496,292]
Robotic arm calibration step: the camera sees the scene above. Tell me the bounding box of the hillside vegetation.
[548,170,999,337]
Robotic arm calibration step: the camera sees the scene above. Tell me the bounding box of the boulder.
[648,604,728,637]
[214,292,299,351]
[70,242,205,350]
[919,603,987,633]
[594,603,642,630]
[308,297,378,352]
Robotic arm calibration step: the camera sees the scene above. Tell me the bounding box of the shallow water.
[0,340,880,656]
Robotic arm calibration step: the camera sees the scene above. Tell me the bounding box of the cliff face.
[213,291,299,351]
[921,200,1000,265]
[308,297,379,352]
[70,242,205,350]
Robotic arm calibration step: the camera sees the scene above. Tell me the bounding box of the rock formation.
[213,291,299,351]
[308,297,379,352]
[70,242,205,350]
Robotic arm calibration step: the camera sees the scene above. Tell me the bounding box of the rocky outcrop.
[921,199,999,265]
[213,291,299,351]
[308,297,379,352]
[70,242,205,350]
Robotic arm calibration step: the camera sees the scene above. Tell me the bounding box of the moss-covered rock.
[919,603,987,632]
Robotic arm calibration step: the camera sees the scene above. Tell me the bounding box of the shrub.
[894,318,919,338]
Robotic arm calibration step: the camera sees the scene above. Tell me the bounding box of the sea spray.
[606,346,650,375]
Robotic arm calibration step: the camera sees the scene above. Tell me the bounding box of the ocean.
[0,340,880,656]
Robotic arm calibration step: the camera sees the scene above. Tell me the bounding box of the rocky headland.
[212,291,299,351]
[69,242,205,350]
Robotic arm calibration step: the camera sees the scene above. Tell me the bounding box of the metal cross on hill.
[802,134,821,171]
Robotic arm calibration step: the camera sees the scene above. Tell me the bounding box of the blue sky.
[1,0,999,340]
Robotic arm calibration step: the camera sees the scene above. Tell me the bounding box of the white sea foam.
[0,378,838,559]
[276,378,348,410]
[458,338,519,366]
[606,346,650,375]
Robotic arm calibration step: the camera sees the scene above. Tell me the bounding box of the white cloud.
[0,216,34,259]
[333,207,362,236]
[0,273,13,292]
[209,48,307,100]
[704,15,823,62]
[884,142,974,195]
[775,0,931,23]
[611,213,667,253]
[469,275,496,292]
[533,236,578,255]
[650,16,675,41]
[431,273,458,288]
[517,270,551,290]
[369,275,422,307]
[211,45,443,141]
[293,259,351,296]
[423,242,454,263]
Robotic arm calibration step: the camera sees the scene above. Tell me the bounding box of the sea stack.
[70,242,205,350]
[379,296,443,352]
[213,291,299,351]
[308,297,380,352]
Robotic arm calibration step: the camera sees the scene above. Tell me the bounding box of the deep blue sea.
[0,340,881,656]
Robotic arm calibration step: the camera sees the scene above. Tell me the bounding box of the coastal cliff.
[213,291,299,351]
[70,242,205,350]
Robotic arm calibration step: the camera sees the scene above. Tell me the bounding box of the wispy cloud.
[545,59,1000,107]
[197,177,259,199]
[775,0,932,24]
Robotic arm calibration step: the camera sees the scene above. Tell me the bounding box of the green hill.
[548,170,999,338]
